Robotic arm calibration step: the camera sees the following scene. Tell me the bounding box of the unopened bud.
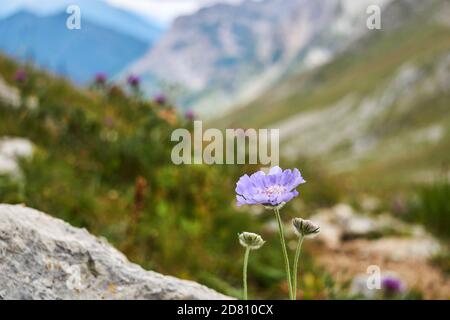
[238,232,265,250]
[292,218,320,238]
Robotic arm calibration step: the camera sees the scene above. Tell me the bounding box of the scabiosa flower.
[15,69,27,83]
[236,166,305,299]
[238,232,265,250]
[127,75,140,88]
[235,166,305,207]
[292,218,320,238]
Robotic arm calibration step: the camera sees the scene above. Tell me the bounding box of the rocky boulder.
[309,204,442,260]
[0,204,231,300]
[0,138,33,177]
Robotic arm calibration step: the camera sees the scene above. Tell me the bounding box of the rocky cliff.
[128,0,391,116]
[0,204,230,300]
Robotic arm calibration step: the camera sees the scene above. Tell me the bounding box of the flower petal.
[236,195,247,206]
[269,166,282,175]
[235,167,305,207]
[235,174,252,195]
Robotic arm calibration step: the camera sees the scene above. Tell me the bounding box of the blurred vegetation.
[0,54,344,299]
[408,180,450,239]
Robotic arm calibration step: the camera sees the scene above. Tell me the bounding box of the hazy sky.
[0,0,245,25]
[106,0,244,24]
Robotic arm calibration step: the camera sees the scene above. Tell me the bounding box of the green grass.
[409,180,450,238]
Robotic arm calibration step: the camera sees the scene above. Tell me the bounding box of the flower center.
[263,185,286,196]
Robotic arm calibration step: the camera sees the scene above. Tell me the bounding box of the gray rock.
[0,76,21,108]
[0,204,231,300]
[0,137,34,178]
[350,272,407,299]
[309,204,443,260]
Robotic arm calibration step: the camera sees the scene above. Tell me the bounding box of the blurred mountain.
[0,0,164,43]
[128,0,391,116]
[0,0,165,84]
[0,10,151,83]
[218,0,450,190]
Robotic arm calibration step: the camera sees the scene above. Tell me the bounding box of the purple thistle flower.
[185,110,195,121]
[235,166,306,207]
[15,69,27,83]
[94,72,107,85]
[127,75,140,87]
[154,94,167,105]
[382,276,405,296]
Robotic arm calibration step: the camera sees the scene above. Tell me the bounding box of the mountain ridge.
[128,0,392,117]
[0,10,150,83]
[216,0,450,191]
[0,0,164,43]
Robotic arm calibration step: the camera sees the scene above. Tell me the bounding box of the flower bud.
[292,218,320,238]
[238,232,265,250]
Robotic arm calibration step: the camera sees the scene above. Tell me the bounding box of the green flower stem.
[292,236,304,300]
[242,247,250,300]
[274,207,293,300]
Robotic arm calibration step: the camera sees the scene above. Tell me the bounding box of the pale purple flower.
[185,110,195,120]
[15,69,27,83]
[235,166,306,207]
[104,116,115,128]
[154,94,167,105]
[127,75,140,87]
[94,72,107,85]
